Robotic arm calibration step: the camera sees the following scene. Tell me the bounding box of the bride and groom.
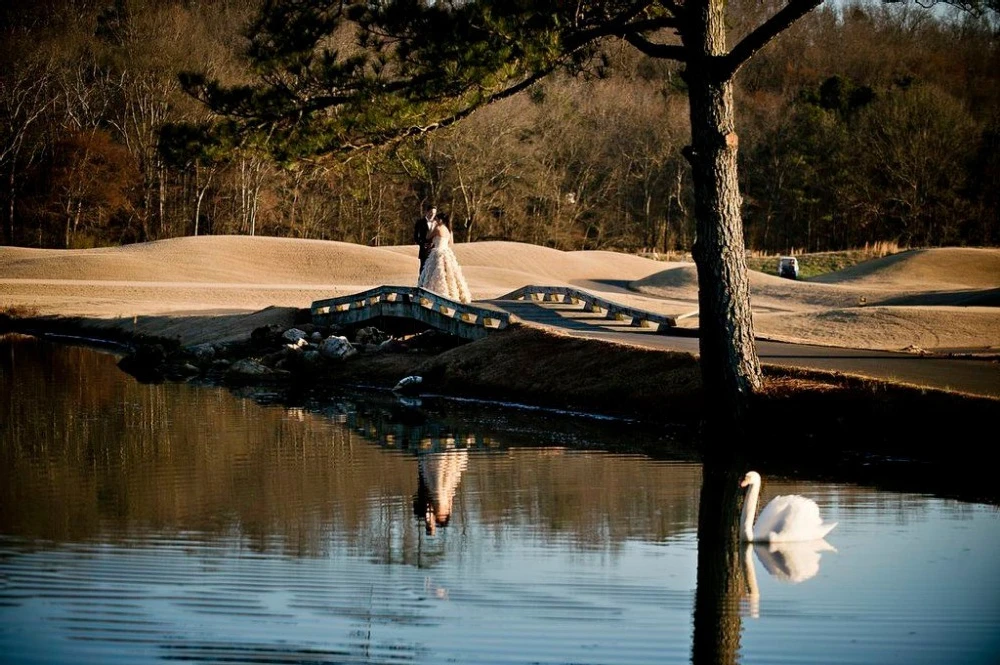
[413,203,471,304]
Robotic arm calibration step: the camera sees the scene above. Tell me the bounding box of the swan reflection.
[755,539,836,583]
[742,539,836,618]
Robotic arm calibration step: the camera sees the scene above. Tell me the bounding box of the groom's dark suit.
[413,215,434,275]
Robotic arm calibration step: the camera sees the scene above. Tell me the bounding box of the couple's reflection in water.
[397,394,471,536]
[693,449,836,664]
[413,446,469,536]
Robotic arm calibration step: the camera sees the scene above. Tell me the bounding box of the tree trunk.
[684,0,763,428]
[194,163,202,237]
[158,163,166,238]
[65,200,73,249]
[6,167,15,246]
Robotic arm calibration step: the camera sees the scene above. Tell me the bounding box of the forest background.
[1,0,997,255]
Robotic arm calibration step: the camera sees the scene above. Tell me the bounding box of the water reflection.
[415,449,469,535]
[0,336,701,554]
[741,540,836,619]
[753,539,836,584]
[3,337,1000,665]
[691,461,747,665]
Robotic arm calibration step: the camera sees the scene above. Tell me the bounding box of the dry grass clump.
[0,305,41,334]
[0,305,39,319]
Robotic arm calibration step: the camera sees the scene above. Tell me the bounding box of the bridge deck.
[312,284,696,340]
[498,285,696,332]
[312,286,514,340]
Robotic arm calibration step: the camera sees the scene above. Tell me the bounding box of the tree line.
[1,0,996,253]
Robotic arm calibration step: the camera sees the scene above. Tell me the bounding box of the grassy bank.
[745,241,904,279]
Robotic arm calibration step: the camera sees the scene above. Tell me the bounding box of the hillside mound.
[812,248,1000,290]
[0,236,417,286]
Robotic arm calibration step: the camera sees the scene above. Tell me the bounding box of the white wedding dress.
[418,228,472,304]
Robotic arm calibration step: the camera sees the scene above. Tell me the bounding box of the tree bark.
[684,0,763,428]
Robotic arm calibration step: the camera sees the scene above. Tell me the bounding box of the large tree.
[179,0,996,427]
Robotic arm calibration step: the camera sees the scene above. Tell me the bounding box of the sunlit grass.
[746,241,905,279]
[638,241,906,279]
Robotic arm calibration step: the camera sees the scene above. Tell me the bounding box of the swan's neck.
[740,481,760,541]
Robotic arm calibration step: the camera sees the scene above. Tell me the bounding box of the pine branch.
[328,62,559,157]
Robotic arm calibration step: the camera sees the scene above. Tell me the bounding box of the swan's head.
[740,471,761,489]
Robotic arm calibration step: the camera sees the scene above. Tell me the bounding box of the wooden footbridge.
[311,284,696,340]
[309,284,1000,399]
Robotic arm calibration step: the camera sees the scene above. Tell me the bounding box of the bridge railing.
[312,286,515,340]
[499,285,693,332]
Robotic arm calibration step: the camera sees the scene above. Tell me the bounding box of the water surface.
[1,338,997,664]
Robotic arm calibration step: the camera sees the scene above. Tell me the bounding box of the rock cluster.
[116,321,450,385]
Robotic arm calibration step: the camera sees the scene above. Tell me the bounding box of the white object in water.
[739,471,838,543]
[393,375,423,393]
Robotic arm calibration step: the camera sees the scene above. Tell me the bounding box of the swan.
[739,471,837,543]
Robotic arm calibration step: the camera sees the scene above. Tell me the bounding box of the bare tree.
[0,58,54,245]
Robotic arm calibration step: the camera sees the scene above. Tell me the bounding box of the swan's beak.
[739,477,750,488]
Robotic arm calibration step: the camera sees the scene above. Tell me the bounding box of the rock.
[164,362,201,379]
[323,324,345,337]
[225,358,288,383]
[187,343,216,362]
[356,326,390,346]
[282,328,308,343]
[216,339,253,358]
[117,343,169,382]
[261,348,291,367]
[319,335,357,361]
[251,324,285,346]
[378,338,407,353]
[285,337,309,350]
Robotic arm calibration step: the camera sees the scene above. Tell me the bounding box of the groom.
[413,202,436,276]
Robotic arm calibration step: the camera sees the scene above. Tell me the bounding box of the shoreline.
[5,310,999,505]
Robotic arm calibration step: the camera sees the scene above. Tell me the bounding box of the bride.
[418,213,472,304]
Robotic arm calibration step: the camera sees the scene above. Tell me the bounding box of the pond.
[1,337,998,665]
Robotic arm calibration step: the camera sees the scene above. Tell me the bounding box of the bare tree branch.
[623,33,686,60]
[718,0,823,81]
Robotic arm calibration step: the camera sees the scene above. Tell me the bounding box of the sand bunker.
[1,237,998,353]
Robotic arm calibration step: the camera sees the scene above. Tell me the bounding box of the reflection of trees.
[0,339,417,554]
[1,339,701,560]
